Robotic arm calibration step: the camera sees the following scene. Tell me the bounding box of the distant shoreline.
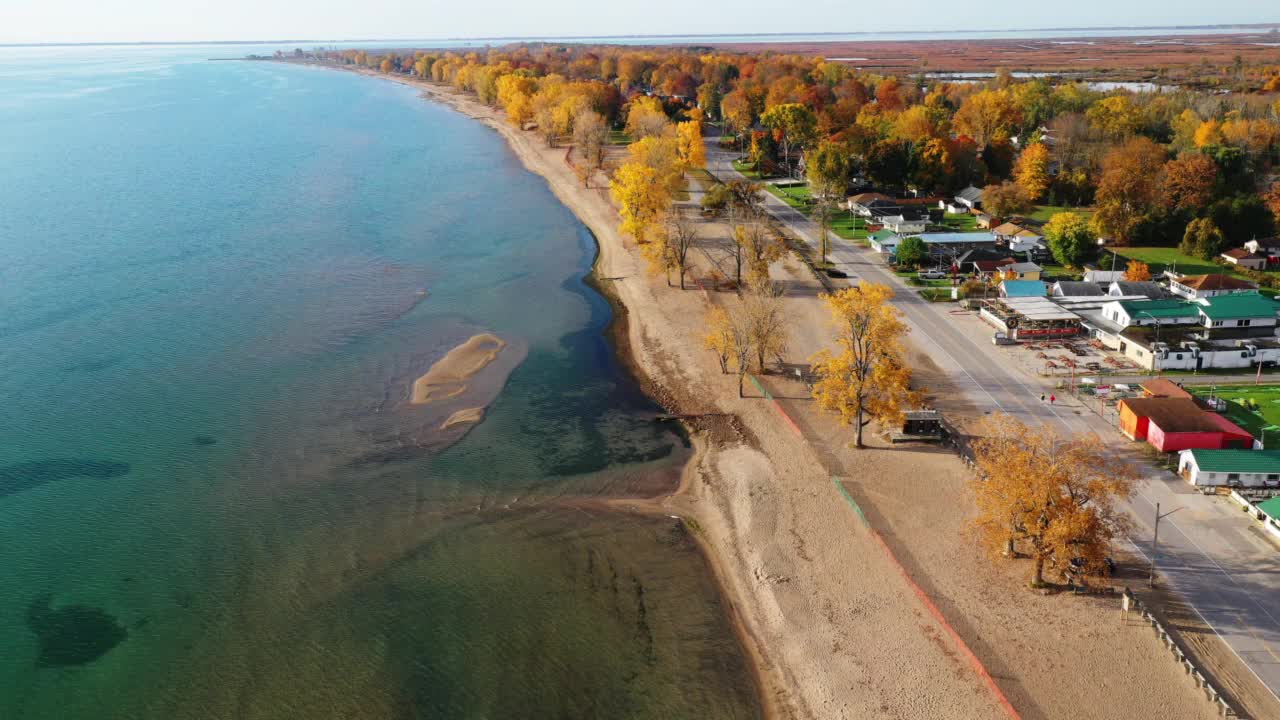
[7,22,1280,49]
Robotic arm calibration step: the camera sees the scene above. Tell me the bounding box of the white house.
[1221,248,1268,270]
[1196,293,1280,333]
[1168,273,1259,300]
[880,214,929,235]
[1177,450,1280,488]
[953,186,984,210]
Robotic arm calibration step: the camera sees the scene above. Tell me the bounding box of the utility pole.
[1149,502,1186,587]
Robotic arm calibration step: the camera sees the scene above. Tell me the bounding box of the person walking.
[1049,394,1056,405]
[1040,393,1046,403]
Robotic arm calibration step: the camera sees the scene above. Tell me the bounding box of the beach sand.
[316,64,1250,720]
[440,407,484,430]
[410,333,506,405]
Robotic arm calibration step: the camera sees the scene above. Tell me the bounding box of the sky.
[4,0,1280,44]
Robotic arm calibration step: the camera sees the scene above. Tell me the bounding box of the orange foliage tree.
[970,414,1136,587]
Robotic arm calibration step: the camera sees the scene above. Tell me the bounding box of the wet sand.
[410,333,507,405]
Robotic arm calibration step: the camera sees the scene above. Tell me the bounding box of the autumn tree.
[812,197,837,265]
[1092,136,1167,244]
[982,181,1032,218]
[627,136,687,195]
[805,140,852,201]
[742,280,790,374]
[811,284,922,448]
[704,305,735,375]
[733,221,784,288]
[970,414,1135,587]
[1264,181,1280,227]
[760,103,817,178]
[1180,217,1227,261]
[1123,260,1152,282]
[610,162,671,242]
[1085,95,1140,139]
[953,89,1021,147]
[625,96,671,139]
[663,210,698,289]
[675,120,706,169]
[1159,153,1218,213]
[1043,212,1094,267]
[572,109,609,182]
[1013,142,1051,202]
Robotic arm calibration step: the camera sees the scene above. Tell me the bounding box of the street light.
[1149,502,1187,587]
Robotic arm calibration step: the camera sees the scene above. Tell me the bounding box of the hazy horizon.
[6,1,1280,45]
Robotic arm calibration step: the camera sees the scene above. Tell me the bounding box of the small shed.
[1177,449,1280,487]
[893,410,945,443]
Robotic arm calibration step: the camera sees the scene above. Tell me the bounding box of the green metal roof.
[1118,299,1199,319]
[1185,449,1280,473]
[1258,497,1280,521]
[868,229,897,242]
[1197,293,1280,321]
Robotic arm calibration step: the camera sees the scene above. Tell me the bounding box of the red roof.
[1176,274,1258,291]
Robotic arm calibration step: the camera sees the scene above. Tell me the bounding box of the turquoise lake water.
[0,45,760,719]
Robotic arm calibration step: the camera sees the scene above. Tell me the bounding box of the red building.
[1117,397,1253,453]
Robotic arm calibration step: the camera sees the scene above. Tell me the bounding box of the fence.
[1121,588,1241,718]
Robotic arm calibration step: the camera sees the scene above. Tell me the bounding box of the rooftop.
[1198,293,1280,321]
[1117,299,1200,319]
[1119,397,1227,434]
[1054,281,1105,297]
[1174,274,1258,291]
[1259,496,1280,522]
[914,232,998,245]
[1223,248,1266,260]
[1184,450,1280,474]
[1001,280,1048,298]
[998,296,1078,320]
[1006,262,1042,273]
[1109,281,1169,298]
[1141,378,1192,399]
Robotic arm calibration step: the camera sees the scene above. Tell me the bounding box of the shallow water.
[0,45,760,719]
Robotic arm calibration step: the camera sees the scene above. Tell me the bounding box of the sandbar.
[411,333,507,405]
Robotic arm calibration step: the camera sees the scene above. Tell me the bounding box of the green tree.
[805,140,852,201]
[1043,212,1094,267]
[1180,217,1226,261]
[895,236,928,268]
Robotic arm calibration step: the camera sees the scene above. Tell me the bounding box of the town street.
[708,141,1280,701]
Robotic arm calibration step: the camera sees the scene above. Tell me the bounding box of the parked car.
[992,332,1016,346]
[918,269,948,280]
[825,268,848,279]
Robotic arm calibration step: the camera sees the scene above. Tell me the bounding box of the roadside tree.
[970,414,1136,587]
[894,235,928,269]
[811,284,922,448]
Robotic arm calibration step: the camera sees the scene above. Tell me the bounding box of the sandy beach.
[312,63,1251,720]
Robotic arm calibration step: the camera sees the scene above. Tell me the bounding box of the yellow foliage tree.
[703,305,735,374]
[970,414,1136,587]
[1013,142,1051,202]
[811,284,922,448]
[610,162,671,242]
[675,120,706,169]
[953,89,1021,146]
[1193,119,1224,148]
[625,96,671,139]
[1123,260,1152,282]
[627,135,687,195]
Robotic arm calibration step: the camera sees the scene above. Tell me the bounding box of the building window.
[1268,474,1279,481]
[1136,349,1144,357]
[1242,319,1251,327]
[1212,320,1223,327]
[1175,354,1183,360]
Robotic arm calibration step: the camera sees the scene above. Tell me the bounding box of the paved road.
[708,142,1280,701]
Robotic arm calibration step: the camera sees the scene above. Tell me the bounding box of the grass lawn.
[732,159,763,180]
[687,167,717,191]
[828,210,868,240]
[1186,384,1280,438]
[940,212,980,232]
[1039,264,1083,281]
[1029,205,1094,223]
[920,287,957,302]
[765,182,813,211]
[607,129,633,145]
[1111,247,1249,279]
